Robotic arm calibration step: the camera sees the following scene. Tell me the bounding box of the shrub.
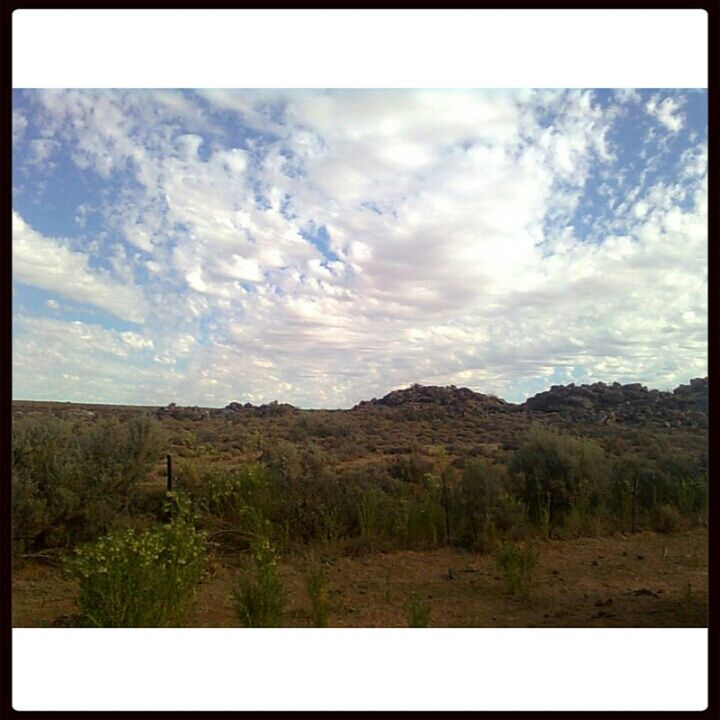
[457,459,508,552]
[510,425,608,537]
[64,516,206,627]
[388,453,434,484]
[12,414,164,553]
[653,504,683,534]
[305,566,330,627]
[233,533,287,627]
[494,541,538,599]
[354,486,396,548]
[405,591,431,627]
[401,494,445,548]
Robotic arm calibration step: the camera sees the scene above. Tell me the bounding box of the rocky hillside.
[352,383,516,418]
[153,377,707,430]
[523,378,707,428]
[350,378,707,429]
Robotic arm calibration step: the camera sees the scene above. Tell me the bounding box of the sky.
[11,89,707,408]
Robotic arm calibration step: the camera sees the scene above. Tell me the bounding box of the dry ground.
[13,528,707,628]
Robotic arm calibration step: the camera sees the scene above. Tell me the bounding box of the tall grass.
[233,533,287,627]
[305,566,330,627]
[494,541,538,599]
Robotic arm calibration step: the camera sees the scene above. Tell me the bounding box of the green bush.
[457,459,508,552]
[64,516,206,627]
[305,566,330,627]
[233,533,287,627]
[401,493,445,548]
[494,541,538,599]
[12,414,164,553]
[510,425,609,537]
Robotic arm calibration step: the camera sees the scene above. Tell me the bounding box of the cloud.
[12,212,147,324]
[13,316,162,403]
[646,95,685,133]
[12,110,28,143]
[11,89,707,406]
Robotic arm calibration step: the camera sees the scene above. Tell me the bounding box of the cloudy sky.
[11,88,707,408]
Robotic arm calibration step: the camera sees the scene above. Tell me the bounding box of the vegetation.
[64,513,206,627]
[405,591,431,627]
[233,531,287,627]
[305,566,330,627]
[494,541,538,599]
[11,389,707,626]
[12,414,164,554]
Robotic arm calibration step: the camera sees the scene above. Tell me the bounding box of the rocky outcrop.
[154,377,707,429]
[522,378,707,428]
[352,383,518,418]
[210,400,299,418]
[155,403,210,421]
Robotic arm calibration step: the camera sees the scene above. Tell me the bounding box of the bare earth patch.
[14,528,706,628]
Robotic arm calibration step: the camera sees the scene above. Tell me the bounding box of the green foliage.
[355,486,391,546]
[458,459,504,552]
[12,414,164,553]
[494,541,538,599]
[305,566,330,627]
[400,493,445,548]
[233,532,287,627]
[64,516,206,627]
[405,591,431,627]
[13,402,707,566]
[510,425,609,536]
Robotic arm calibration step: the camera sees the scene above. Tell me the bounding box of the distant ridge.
[348,378,707,428]
[16,378,706,427]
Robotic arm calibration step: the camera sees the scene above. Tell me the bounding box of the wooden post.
[167,453,173,493]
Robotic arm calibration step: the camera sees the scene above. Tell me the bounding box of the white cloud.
[614,88,641,105]
[11,89,707,406]
[12,110,28,143]
[646,95,685,133]
[12,212,147,324]
[28,138,60,165]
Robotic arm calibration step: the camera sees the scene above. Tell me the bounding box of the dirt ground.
[13,528,707,628]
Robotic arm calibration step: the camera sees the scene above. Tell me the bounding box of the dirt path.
[13,528,707,628]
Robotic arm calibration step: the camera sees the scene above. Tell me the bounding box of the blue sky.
[12,89,707,407]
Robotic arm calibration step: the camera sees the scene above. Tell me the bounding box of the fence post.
[167,453,173,492]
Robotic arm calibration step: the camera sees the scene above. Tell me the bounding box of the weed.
[405,591,431,627]
[305,566,330,627]
[233,533,287,627]
[494,541,538,599]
